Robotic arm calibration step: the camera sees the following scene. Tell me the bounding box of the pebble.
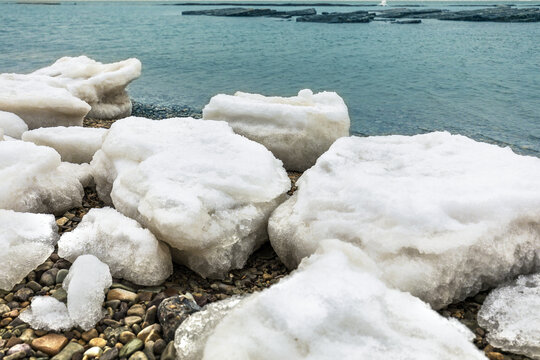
[3,351,26,360]
[0,304,10,316]
[83,346,103,358]
[81,329,98,342]
[55,270,69,284]
[143,306,157,325]
[31,334,68,356]
[39,269,58,287]
[119,331,136,345]
[152,339,166,355]
[51,288,67,303]
[6,338,22,348]
[127,305,145,318]
[136,324,160,343]
[160,341,176,360]
[107,289,137,303]
[13,288,33,303]
[7,344,31,356]
[157,295,200,342]
[88,338,107,348]
[486,352,505,360]
[128,351,147,360]
[99,347,118,360]
[124,316,142,327]
[20,329,36,343]
[143,341,155,360]
[118,339,143,358]
[50,342,84,360]
[26,282,42,293]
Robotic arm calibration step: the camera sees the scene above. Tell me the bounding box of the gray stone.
[157,296,200,342]
[13,288,33,302]
[55,270,69,284]
[39,269,58,287]
[160,341,176,360]
[99,347,118,360]
[51,288,67,303]
[50,342,84,360]
[26,281,42,293]
[118,339,143,358]
[128,351,147,360]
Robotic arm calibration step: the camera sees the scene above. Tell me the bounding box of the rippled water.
[0,1,539,155]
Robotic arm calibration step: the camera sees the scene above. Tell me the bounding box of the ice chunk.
[0,73,91,129]
[58,207,173,286]
[63,255,112,331]
[19,296,74,331]
[203,89,350,171]
[0,210,58,291]
[57,162,94,188]
[0,110,28,139]
[0,140,83,215]
[22,126,106,164]
[269,132,540,309]
[196,240,486,360]
[91,117,289,278]
[32,56,142,119]
[478,273,540,359]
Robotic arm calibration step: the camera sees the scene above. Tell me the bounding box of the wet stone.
[157,296,200,342]
[13,288,33,303]
[118,338,143,358]
[50,342,84,360]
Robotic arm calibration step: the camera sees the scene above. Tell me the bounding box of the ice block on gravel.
[0,209,58,291]
[0,110,28,139]
[203,89,350,171]
[19,296,74,331]
[58,207,173,286]
[91,117,290,278]
[269,132,540,309]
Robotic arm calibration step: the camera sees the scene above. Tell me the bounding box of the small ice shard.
[32,56,142,119]
[19,296,74,331]
[58,207,173,286]
[174,296,245,359]
[0,210,58,291]
[478,273,540,359]
[91,117,289,278]
[63,255,112,331]
[0,140,83,215]
[22,126,107,164]
[0,110,28,139]
[190,240,485,360]
[269,132,540,309]
[203,89,350,171]
[0,73,91,129]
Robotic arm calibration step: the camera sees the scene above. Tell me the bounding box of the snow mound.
[91,117,289,278]
[63,255,112,331]
[58,207,173,286]
[0,73,91,129]
[32,56,141,119]
[478,273,540,359]
[0,210,58,291]
[0,110,28,139]
[190,240,485,360]
[269,132,540,309]
[203,89,350,171]
[19,296,74,331]
[0,140,84,215]
[22,126,107,164]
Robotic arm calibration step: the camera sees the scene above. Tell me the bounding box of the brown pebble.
[119,331,136,344]
[89,337,107,348]
[486,352,505,360]
[81,329,99,342]
[6,337,23,348]
[1,317,12,326]
[137,292,154,302]
[31,333,68,356]
[107,289,138,303]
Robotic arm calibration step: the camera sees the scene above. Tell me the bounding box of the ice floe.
[0,110,28,139]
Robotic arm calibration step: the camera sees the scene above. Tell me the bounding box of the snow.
[269,132,540,309]
[58,207,173,286]
[203,89,350,171]
[19,296,74,331]
[32,56,142,119]
[478,273,540,359]
[0,73,91,129]
[0,210,58,291]
[188,240,485,360]
[58,162,94,188]
[91,117,289,278]
[0,140,84,215]
[0,110,28,139]
[22,126,107,164]
[63,255,112,331]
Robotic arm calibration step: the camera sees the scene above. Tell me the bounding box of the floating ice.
[32,56,142,119]
[22,126,107,164]
[0,110,28,139]
[91,117,289,278]
[0,73,91,129]
[0,140,83,215]
[188,240,486,360]
[203,89,350,171]
[0,210,58,291]
[63,255,112,331]
[19,296,74,331]
[478,273,540,359]
[58,207,173,286]
[269,132,540,309]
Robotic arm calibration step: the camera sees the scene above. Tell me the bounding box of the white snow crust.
[269,132,540,308]
[58,207,173,286]
[203,89,350,171]
[0,110,28,139]
[0,140,84,215]
[22,126,107,164]
[478,273,540,359]
[91,117,289,278]
[0,210,58,291]
[19,296,74,331]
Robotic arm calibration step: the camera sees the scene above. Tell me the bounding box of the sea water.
[0,1,539,156]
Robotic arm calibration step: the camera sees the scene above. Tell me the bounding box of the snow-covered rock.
[203,89,350,171]
[178,240,485,360]
[32,56,141,119]
[0,140,83,215]
[58,207,173,286]
[22,126,107,164]
[0,73,91,129]
[19,296,74,331]
[0,110,28,139]
[0,210,58,291]
[478,273,540,359]
[269,132,540,309]
[91,117,289,278]
[63,255,112,331]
